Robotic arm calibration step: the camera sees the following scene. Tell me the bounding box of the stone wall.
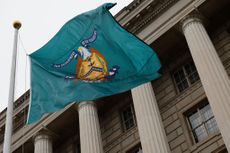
[99,96,140,153]
[151,20,230,153]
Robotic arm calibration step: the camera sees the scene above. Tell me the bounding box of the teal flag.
[28,3,161,124]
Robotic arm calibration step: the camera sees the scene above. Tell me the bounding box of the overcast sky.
[0,0,133,112]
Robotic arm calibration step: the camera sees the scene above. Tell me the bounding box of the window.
[12,107,28,133]
[75,143,80,153]
[219,148,228,153]
[173,61,199,92]
[126,143,142,153]
[186,100,219,143]
[0,127,4,143]
[121,104,136,131]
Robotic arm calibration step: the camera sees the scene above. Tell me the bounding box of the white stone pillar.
[131,83,171,153]
[34,131,53,153]
[78,101,104,153]
[181,14,230,151]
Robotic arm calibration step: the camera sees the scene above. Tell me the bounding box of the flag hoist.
[3,21,21,153]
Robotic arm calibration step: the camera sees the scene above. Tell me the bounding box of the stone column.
[34,131,53,153]
[181,14,230,151]
[131,83,171,153]
[78,101,104,153]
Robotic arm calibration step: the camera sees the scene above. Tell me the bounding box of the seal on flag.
[53,29,119,82]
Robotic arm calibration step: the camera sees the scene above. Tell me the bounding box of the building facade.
[1,0,230,152]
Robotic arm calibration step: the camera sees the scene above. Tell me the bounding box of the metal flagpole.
[3,21,22,153]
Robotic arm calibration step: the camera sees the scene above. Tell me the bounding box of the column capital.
[179,13,203,32]
[34,128,54,153]
[78,101,95,111]
[33,129,53,143]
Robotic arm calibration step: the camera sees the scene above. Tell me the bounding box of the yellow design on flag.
[77,48,108,81]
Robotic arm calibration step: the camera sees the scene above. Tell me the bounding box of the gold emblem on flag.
[77,48,108,81]
[53,29,119,82]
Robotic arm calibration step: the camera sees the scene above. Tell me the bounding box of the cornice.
[0,103,74,152]
[116,0,155,25]
[139,0,207,44]
[0,90,30,126]
[0,90,29,116]
[124,0,179,34]
[14,90,30,109]
[126,0,145,12]
[115,0,144,19]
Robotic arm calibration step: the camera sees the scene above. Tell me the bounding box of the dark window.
[0,127,5,144]
[13,108,28,133]
[126,143,142,153]
[219,148,228,153]
[173,61,199,92]
[76,143,80,153]
[186,100,219,143]
[121,104,136,131]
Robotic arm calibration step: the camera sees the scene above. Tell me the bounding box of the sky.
[0,0,133,112]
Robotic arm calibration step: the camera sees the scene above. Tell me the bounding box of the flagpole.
[3,21,21,153]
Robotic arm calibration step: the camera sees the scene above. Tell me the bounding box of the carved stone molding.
[126,0,145,12]
[14,90,30,108]
[124,0,179,34]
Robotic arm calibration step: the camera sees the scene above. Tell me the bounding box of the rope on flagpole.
[24,54,28,93]
[18,33,29,93]
[18,33,29,56]
[18,32,29,153]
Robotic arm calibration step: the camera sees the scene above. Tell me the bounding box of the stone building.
[1,0,230,152]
